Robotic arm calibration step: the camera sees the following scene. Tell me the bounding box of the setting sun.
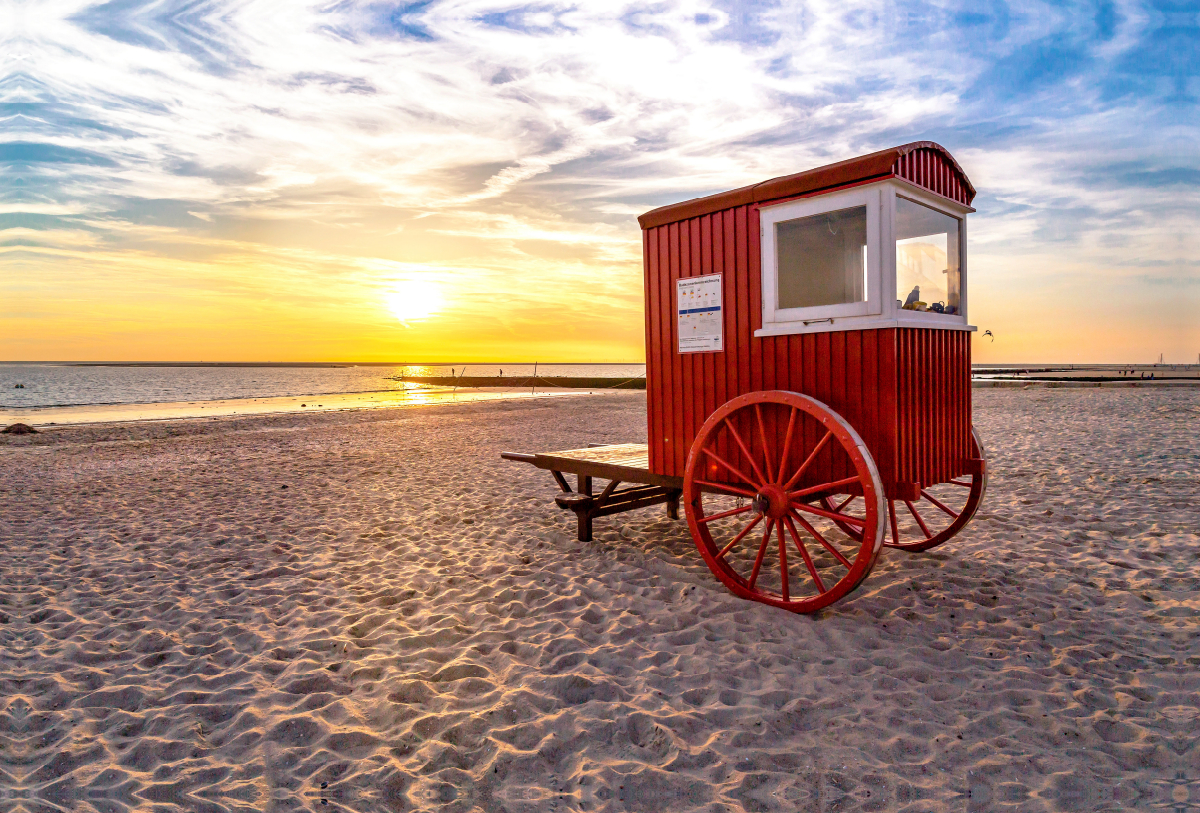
[384,280,444,324]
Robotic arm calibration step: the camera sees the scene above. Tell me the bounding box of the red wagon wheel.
[683,391,886,613]
[821,426,988,552]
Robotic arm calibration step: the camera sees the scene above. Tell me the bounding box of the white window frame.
[755,179,975,337]
[889,182,971,330]
[759,187,882,332]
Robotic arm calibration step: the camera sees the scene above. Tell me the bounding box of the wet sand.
[0,386,584,428]
[2,389,1196,811]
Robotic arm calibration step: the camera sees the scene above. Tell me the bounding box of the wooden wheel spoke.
[722,419,768,487]
[783,430,832,490]
[948,479,973,488]
[754,405,775,483]
[783,515,826,594]
[700,447,758,491]
[904,499,933,539]
[789,510,853,569]
[683,390,895,611]
[792,501,866,527]
[698,504,754,525]
[716,514,762,560]
[889,499,900,545]
[777,520,789,601]
[921,489,961,519]
[695,480,757,499]
[747,521,773,590]
[788,475,862,502]
[776,407,798,486]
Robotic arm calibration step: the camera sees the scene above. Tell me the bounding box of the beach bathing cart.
[504,143,987,613]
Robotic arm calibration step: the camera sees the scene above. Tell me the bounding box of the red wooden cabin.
[507,142,987,614]
[640,142,977,502]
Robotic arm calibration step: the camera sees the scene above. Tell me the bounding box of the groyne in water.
[394,375,646,389]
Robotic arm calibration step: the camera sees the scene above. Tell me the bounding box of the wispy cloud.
[1,0,1197,360]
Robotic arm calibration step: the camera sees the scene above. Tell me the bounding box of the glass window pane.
[776,206,867,310]
[895,197,961,315]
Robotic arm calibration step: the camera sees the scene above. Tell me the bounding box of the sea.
[0,363,646,410]
[3,361,1193,428]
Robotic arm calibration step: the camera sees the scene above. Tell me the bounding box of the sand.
[2,389,1196,812]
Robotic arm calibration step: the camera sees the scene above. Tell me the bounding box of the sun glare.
[384,280,444,323]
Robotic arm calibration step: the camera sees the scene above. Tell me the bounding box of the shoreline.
[7,379,1198,432]
[973,378,1199,388]
[0,386,590,428]
[5,377,1197,431]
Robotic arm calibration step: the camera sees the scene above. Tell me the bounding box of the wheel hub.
[752,483,789,520]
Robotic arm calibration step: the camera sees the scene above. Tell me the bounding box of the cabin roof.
[637,141,975,230]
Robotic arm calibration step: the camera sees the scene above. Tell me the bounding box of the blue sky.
[2,0,1197,361]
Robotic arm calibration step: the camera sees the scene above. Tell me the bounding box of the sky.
[1,0,1197,363]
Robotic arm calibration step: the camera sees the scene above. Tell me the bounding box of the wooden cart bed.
[502,444,682,541]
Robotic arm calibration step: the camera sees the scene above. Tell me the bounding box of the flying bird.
[983,330,994,341]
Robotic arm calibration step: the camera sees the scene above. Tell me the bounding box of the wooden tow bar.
[504,142,989,613]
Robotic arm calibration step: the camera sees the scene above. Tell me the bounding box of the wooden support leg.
[576,509,593,542]
[578,474,592,495]
[666,489,681,520]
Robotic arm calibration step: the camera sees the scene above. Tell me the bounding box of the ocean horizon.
[0,362,647,410]
[4,361,1198,413]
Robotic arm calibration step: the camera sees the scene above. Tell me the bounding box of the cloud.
[0,0,1196,360]
[0,142,119,166]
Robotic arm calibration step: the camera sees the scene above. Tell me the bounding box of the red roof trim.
[637,142,975,230]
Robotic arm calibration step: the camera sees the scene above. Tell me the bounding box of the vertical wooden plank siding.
[643,198,973,492]
[892,328,972,486]
[679,220,695,478]
[711,214,728,469]
[646,227,662,474]
[668,222,684,476]
[699,215,715,460]
[688,218,705,471]
[722,210,737,466]
[657,224,672,472]
[735,207,752,398]
[894,148,971,207]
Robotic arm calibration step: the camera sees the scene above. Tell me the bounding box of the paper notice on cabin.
[677,274,723,353]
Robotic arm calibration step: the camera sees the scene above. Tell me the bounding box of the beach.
[3,388,1196,811]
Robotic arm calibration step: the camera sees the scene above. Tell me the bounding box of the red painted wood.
[735,207,752,399]
[801,332,817,479]
[711,214,728,466]
[648,226,657,467]
[699,215,715,453]
[867,332,880,483]
[846,330,863,485]
[893,147,971,207]
[680,219,695,475]
[647,227,662,473]
[722,209,737,466]
[643,219,972,492]
[879,331,898,488]
[690,218,705,466]
[831,330,846,416]
[747,208,763,397]
[669,221,684,475]
[657,224,671,471]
